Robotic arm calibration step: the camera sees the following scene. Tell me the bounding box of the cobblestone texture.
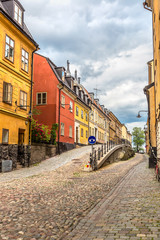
[0,151,145,240]
[66,155,160,240]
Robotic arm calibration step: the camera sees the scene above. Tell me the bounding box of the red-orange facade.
[33,54,75,150]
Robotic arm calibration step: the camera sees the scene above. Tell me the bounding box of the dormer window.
[14,3,22,25]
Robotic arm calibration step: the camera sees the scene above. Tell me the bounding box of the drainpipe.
[28,46,39,167]
[58,85,64,154]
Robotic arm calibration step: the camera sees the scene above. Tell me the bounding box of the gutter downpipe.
[28,46,39,167]
[58,85,64,155]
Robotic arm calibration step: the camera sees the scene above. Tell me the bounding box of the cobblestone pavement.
[0,153,146,240]
[0,145,100,183]
[66,155,160,240]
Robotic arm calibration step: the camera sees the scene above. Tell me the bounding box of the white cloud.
[19,0,152,127]
[126,122,147,134]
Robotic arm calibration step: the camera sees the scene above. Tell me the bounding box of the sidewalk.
[0,145,98,183]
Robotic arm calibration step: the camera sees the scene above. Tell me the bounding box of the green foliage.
[32,106,41,116]
[50,124,58,145]
[132,127,145,152]
[31,119,50,143]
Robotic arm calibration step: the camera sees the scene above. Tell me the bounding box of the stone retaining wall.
[0,144,30,172]
[30,143,56,165]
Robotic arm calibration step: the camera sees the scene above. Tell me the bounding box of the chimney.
[66,60,71,77]
[75,70,78,81]
[100,105,104,111]
[89,92,94,102]
[78,77,81,84]
[95,98,99,105]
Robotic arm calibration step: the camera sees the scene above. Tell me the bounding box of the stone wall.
[31,143,56,165]
[0,144,18,171]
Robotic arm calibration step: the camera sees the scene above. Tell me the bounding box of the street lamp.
[136,110,148,118]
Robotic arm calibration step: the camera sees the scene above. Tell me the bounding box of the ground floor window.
[81,128,83,137]
[69,126,72,138]
[61,123,64,136]
[2,129,9,144]
[86,130,88,138]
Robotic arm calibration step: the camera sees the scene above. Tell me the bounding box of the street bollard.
[104,143,106,154]
[98,147,100,160]
[102,145,103,157]
[107,141,108,152]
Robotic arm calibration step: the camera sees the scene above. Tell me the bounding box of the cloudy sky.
[21,0,152,133]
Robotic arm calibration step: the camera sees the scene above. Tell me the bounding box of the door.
[76,127,78,144]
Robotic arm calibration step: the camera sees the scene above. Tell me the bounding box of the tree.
[132,127,145,152]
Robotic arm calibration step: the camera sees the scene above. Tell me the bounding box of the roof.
[0,0,38,47]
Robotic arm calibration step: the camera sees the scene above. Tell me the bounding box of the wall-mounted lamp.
[136,110,148,118]
[15,100,30,113]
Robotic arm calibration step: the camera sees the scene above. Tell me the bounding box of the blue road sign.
[88,136,96,145]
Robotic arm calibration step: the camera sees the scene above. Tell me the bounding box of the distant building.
[0,0,38,170]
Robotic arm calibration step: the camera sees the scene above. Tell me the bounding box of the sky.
[20,0,153,133]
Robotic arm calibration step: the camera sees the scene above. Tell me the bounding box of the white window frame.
[70,101,73,112]
[69,126,72,138]
[3,82,12,104]
[61,95,65,108]
[76,106,79,116]
[21,49,29,72]
[20,91,27,110]
[37,92,47,105]
[81,110,83,119]
[2,129,9,144]
[61,123,64,136]
[5,35,14,62]
[14,3,22,25]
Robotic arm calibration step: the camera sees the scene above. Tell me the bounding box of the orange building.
[33,54,75,153]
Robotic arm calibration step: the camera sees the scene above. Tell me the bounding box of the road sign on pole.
[88,136,96,145]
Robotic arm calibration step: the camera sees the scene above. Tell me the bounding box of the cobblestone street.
[0,153,158,240]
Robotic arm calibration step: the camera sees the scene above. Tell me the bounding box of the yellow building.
[74,77,90,145]
[88,92,110,144]
[143,0,158,167]
[0,0,38,170]
[144,59,156,166]
[122,124,132,145]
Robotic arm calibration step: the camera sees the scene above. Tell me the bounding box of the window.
[81,128,83,137]
[3,82,12,104]
[21,49,29,72]
[86,130,88,138]
[61,95,65,108]
[86,113,88,121]
[20,91,27,109]
[14,3,22,25]
[76,106,79,116]
[70,101,73,112]
[2,129,9,144]
[5,35,14,62]
[81,110,83,119]
[69,126,72,138]
[61,123,64,136]
[37,93,47,105]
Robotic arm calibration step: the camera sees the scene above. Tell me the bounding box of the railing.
[89,140,123,171]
